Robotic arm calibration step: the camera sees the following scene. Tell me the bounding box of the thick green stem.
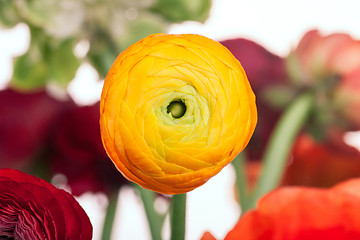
[250,92,314,208]
[231,153,252,213]
[135,184,163,240]
[101,189,120,240]
[170,194,187,240]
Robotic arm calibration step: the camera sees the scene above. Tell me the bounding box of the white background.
[1,0,360,239]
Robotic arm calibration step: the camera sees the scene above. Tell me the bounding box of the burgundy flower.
[221,38,289,160]
[0,168,92,239]
[221,38,287,91]
[50,102,127,196]
[0,88,74,168]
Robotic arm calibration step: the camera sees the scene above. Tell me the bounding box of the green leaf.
[11,51,48,90]
[87,27,119,78]
[119,13,167,50]
[23,0,59,27]
[261,84,298,109]
[48,39,80,87]
[88,45,118,79]
[150,0,212,23]
[0,1,20,27]
[285,51,305,86]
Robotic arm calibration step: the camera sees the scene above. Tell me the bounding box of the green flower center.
[167,100,186,118]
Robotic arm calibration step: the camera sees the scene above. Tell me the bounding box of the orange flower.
[100,34,257,194]
[224,178,360,240]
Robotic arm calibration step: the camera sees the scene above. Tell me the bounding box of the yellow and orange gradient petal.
[100,33,257,194]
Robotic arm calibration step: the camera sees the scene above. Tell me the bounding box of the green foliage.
[0,0,212,91]
[11,26,79,90]
[0,1,19,27]
[48,39,80,87]
[12,49,48,90]
[119,12,167,50]
[151,0,211,23]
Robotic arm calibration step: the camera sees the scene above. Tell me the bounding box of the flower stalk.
[249,92,314,209]
[232,153,252,213]
[101,189,120,240]
[170,193,187,240]
[135,184,164,240]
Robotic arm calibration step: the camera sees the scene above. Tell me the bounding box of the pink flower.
[290,30,360,130]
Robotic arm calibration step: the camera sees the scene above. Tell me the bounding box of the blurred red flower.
[228,31,360,195]
[291,30,360,82]
[241,131,360,192]
[0,88,74,168]
[221,38,288,160]
[0,168,92,239]
[282,132,360,187]
[290,29,360,131]
[49,102,127,196]
[335,68,360,129]
[204,178,360,240]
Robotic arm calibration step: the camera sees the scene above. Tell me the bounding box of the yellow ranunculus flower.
[100,33,257,195]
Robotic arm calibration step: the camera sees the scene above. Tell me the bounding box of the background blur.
[1,0,360,239]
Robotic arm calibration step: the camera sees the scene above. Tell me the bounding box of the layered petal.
[221,38,288,160]
[0,168,92,239]
[100,33,257,194]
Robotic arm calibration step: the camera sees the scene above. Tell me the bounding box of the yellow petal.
[100,33,257,194]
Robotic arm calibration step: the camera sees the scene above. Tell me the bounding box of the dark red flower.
[0,88,74,168]
[0,168,92,239]
[223,178,360,240]
[221,38,288,160]
[282,132,360,188]
[49,102,127,196]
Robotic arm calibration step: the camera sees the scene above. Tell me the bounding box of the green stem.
[170,194,187,240]
[135,184,163,240]
[250,92,314,208]
[101,189,120,240]
[231,153,251,213]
